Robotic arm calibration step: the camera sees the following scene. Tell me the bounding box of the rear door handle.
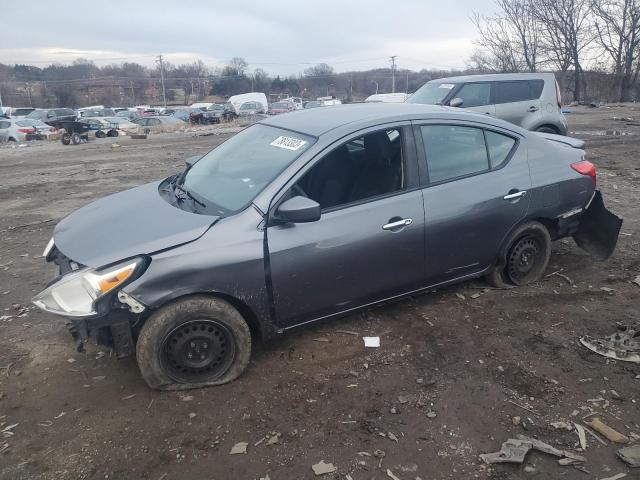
[503,190,527,200]
[382,218,412,231]
[528,106,539,112]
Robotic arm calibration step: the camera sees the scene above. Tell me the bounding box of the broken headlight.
[32,258,142,317]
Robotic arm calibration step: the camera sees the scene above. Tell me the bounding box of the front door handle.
[503,190,527,200]
[528,106,539,112]
[382,218,413,231]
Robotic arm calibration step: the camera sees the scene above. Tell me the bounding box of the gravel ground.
[0,109,638,480]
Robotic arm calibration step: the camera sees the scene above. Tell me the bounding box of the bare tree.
[533,0,594,102]
[591,0,640,101]
[471,0,540,72]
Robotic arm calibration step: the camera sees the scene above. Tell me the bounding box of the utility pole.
[129,81,135,104]
[156,54,167,107]
[390,55,397,93]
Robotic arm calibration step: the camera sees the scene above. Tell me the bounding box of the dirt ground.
[0,108,638,480]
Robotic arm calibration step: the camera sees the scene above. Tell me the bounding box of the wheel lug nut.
[190,342,195,348]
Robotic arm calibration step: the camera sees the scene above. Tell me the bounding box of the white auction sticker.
[270,136,307,151]
[438,83,455,89]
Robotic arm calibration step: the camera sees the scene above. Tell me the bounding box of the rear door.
[451,82,495,116]
[493,80,544,129]
[415,121,531,284]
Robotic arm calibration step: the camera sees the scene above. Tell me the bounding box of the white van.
[226,93,268,115]
[365,93,408,103]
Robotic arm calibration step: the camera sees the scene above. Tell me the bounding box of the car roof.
[259,102,514,137]
[428,72,556,84]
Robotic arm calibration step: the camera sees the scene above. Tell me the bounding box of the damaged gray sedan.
[33,103,622,390]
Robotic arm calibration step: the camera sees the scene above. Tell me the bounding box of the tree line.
[470,0,640,102]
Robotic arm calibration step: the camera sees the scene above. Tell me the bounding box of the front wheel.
[136,296,251,390]
[486,221,551,287]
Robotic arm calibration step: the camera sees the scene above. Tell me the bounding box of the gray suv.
[407,73,567,135]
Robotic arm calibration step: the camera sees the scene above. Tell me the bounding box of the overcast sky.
[2,0,494,75]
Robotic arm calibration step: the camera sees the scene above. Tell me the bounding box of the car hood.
[53,181,218,268]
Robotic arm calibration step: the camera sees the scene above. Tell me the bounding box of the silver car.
[0,118,41,142]
[407,73,568,135]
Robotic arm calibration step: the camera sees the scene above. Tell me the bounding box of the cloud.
[0,0,486,74]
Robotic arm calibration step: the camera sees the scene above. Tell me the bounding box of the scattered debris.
[582,425,607,446]
[617,444,640,467]
[455,292,466,300]
[574,423,587,450]
[266,433,280,446]
[313,337,329,343]
[180,395,194,402]
[363,337,380,348]
[121,394,136,400]
[229,442,248,455]
[550,421,573,431]
[633,275,640,287]
[386,469,401,480]
[110,143,121,148]
[600,286,615,293]
[600,473,627,480]
[188,412,196,419]
[1,424,18,438]
[546,269,573,285]
[427,411,437,419]
[311,460,337,476]
[512,416,522,426]
[587,418,629,444]
[580,325,640,364]
[508,400,541,417]
[480,435,586,465]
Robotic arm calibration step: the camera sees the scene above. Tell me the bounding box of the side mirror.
[276,196,321,223]
[449,97,464,108]
[185,155,202,168]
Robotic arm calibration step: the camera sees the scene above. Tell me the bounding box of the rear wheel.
[136,296,251,390]
[536,125,558,134]
[486,221,551,287]
[95,130,106,138]
[61,133,71,145]
[107,129,119,137]
[71,133,82,145]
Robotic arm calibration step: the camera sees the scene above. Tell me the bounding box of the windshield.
[407,82,456,105]
[239,103,253,110]
[208,104,224,111]
[182,124,315,213]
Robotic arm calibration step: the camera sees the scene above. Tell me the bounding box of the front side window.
[454,83,491,107]
[421,125,489,183]
[294,128,404,210]
[182,124,314,213]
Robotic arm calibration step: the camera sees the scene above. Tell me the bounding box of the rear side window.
[0,121,10,129]
[493,80,542,104]
[486,131,516,168]
[421,125,489,182]
[454,83,491,107]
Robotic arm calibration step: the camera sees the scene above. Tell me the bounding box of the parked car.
[15,118,57,139]
[268,101,295,115]
[78,108,116,118]
[32,103,621,390]
[365,93,409,103]
[303,100,322,109]
[226,92,268,115]
[189,105,224,124]
[170,108,192,122]
[27,108,77,125]
[0,118,41,142]
[10,107,36,118]
[238,101,263,117]
[407,73,568,135]
[104,117,141,134]
[132,115,186,133]
[116,110,140,121]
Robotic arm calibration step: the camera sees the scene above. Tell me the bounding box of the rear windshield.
[407,82,455,105]
[13,108,35,116]
[271,102,289,108]
[182,124,315,213]
[54,109,76,116]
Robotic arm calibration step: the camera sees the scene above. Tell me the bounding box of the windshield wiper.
[173,183,207,208]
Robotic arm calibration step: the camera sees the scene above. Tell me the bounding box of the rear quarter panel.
[526,133,594,219]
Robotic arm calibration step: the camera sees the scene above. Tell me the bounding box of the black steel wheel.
[95,130,106,138]
[61,133,71,145]
[161,320,236,383]
[505,226,551,285]
[486,221,551,287]
[136,296,251,390]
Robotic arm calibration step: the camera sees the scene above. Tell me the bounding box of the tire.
[107,129,119,137]
[486,221,551,287]
[536,126,558,134]
[61,133,71,145]
[136,295,251,390]
[95,130,106,138]
[71,133,82,145]
[8,137,16,143]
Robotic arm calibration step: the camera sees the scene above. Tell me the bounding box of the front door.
[415,122,531,284]
[267,125,426,327]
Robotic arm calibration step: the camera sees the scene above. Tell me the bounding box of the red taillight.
[17,128,34,134]
[571,160,596,185]
[555,80,562,109]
